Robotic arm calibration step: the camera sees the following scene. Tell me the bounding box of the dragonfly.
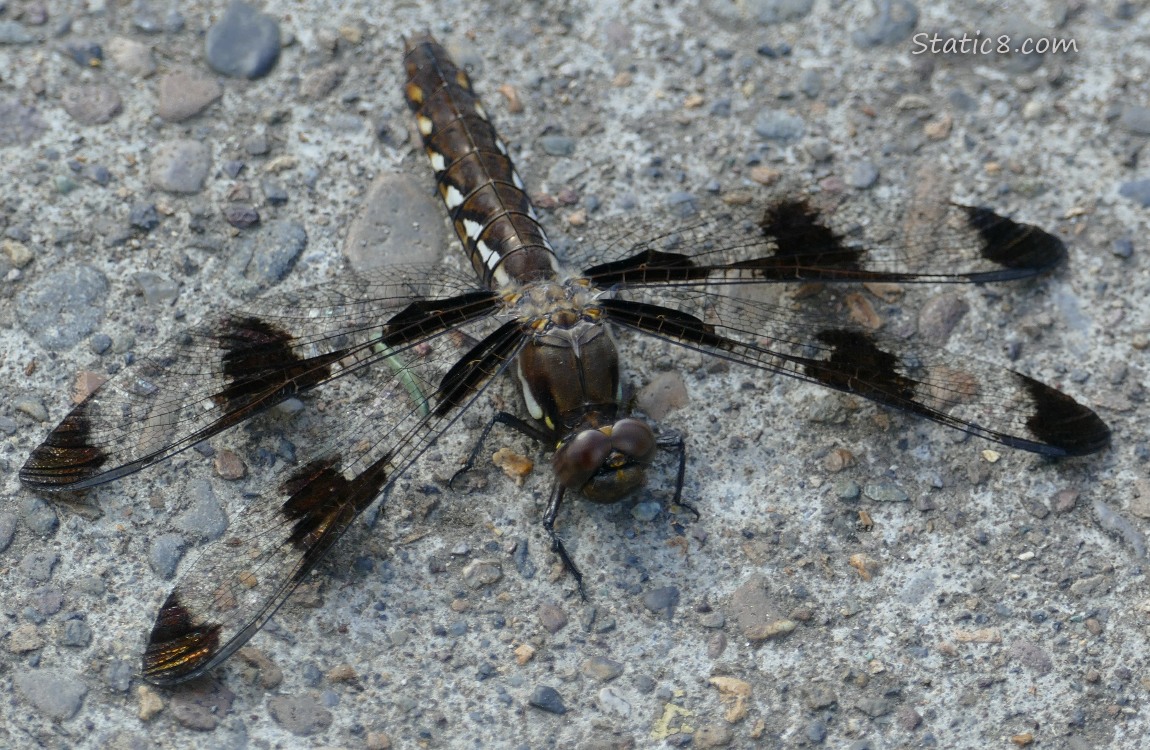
[19,34,1110,685]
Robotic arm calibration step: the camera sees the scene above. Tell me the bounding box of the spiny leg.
[657,431,698,519]
[542,483,587,600]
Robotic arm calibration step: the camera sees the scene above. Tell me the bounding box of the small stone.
[61,84,122,124]
[170,680,235,731]
[1052,489,1079,514]
[8,624,44,653]
[244,220,306,283]
[0,20,36,44]
[1119,105,1150,135]
[799,70,823,98]
[173,480,228,540]
[528,685,566,714]
[137,685,164,721]
[261,178,288,205]
[150,139,211,193]
[754,108,804,140]
[514,644,535,665]
[105,658,133,692]
[157,69,222,121]
[107,37,155,77]
[643,586,680,616]
[1119,179,1150,207]
[863,482,909,503]
[205,0,281,79]
[807,719,828,743]
[300,63,345,99]
[4,238,34,267]
[20,550,58,582]
[597,686,631,717]
[582,655,623,682]
[21,496,58,535]
[1112,238,1134,258]
[745,618,797,641]
[13,670,88,720]
[132,272,178,305]
[223,202,260,228]
[148,534,186,579]
[857,696,894,717]
[244,132,270,155]
[0,512,17,552]
[695,723,734,748]
[214,450,246,480]
[917,294,970,344]
[539,135,575,156]
[128,202,160,230]
[844,161,879,189]
[852,0,918,47]
[61,39,102,66]
[635,371,689,420]
[61,619,93,647]
[462,560,502,588]
[538,603,568,633]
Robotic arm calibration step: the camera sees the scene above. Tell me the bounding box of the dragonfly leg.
[450,411,553,489]
[657,431,698,519]
[543,483,587,600]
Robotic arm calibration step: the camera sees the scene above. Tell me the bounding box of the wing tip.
[141,590,224,687]
[1016,373,1111,458]
[961,205,1067,279]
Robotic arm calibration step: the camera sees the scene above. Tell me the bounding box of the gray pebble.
[244,132,270,155]
[246,220,306,283]
[1112,238,1134,258]
[20,551,58,583]
[61,84,122,125]
[597,685,631,717]
[917,294,969,344]
[148,533,186,579]
[61,39,102,66]
[89,332,113,354]
[845,161,879,189]
[61,619,93,647]
[538,602,568,633]
[74,574,106,595]
[666,191,698,217]
[222,159,245,178]
[83,164,112,186]
[13,670,88,720]
[632,501,661,522]
[157,69,222,121]
[106,36,155,76]
[343,172,448,272]
[856,696,893,717]
[0,511,17,552]
[852,0,918,47]
[1008,639,1053,674]
[21,496,58,536]
[834,479,861,501]
[540,134,576,156]
[223,202,260,228]
[128,202,159,230]
[582,655,623,682]
[173,480,229,540]
[150,139,211,193]
[799,69,823,98]
[267,693,333,736]
[754,108,805,140]
[0,20,35,44]
[32,588,63,616]
[634,674,657,694]
[807,719,828,743]
[643,585,680,615]
[15,263,108,348]
[528,685,566,714]
[205,0,281,79]
[461,560,502,588]
[863,481,909,503]
[0,99,46,147]
[261,178,288,205]
[805,138,833,162]
[170,680,235,731]
[1119,179,1150,207]
[132,272,178,305]
[1119,105,1150,135]
[0,415,17,434]
[105,658,133,692]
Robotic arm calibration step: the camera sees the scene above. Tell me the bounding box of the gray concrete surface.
[1,0,1147,748]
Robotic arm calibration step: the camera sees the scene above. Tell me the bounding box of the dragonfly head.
[553,418,657,502]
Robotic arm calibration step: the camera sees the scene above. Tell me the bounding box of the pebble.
[537,603,568,633]
[582,655,624,682]
[0,511,17,552]
[9,624,44,653]
[32,589,62,616]
[300,63,346,100]
[0,98,47,146]
[173,480,228,540]
[245,220,306,283]
[61,84,122,125]
[0,20,36,44]
[157,69,222,121]
[132,272,178,305]
[267,693,333,736]
[137,685,164,721]
[21,496,59,536]
[106,658,133,692]
[20,550,58,582]
[148,533,186,579]
[243,132,270,155]
[1118,179,1150,207]
[695,723,734,748]
[917,294,969,344]
[799,69,823,98]
[863,481,909,503]
[4,237,33,267]
[61,39,102,67]
[631,501,662,522]
[61,619,93,647]
[1112,238,1134,258]
[852,0,918,47]
[169,680,235,731]
[462,560,502,588]
[1119,105,1150,135]
[205,0,281,79]
[128,202,159,230]
[754,108,804,140]
[635,371,689,421]
[150,139,211,193]
[597,686,631,717]
[1008,639,1054,674]
[643,586,680,616]
[261,178,288,205]
[13,670,88,720]
[528,685,567,714]
[106,36,155,77]
[342,172,449,272]
[807,719,828,743]
[540,134,576,156]
[223,202,260,228]
[213,450,246,480]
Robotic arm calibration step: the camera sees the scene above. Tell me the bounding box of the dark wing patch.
[19,267,494,492]
[599,292,1108,458]
[577,198,1066,287]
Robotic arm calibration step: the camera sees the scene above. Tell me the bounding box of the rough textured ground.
[1,1,1148,748]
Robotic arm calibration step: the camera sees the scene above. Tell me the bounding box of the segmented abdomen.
[403,34,558,288]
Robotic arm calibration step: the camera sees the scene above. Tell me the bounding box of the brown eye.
[553,429,612,491]
[610,419,656,463]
